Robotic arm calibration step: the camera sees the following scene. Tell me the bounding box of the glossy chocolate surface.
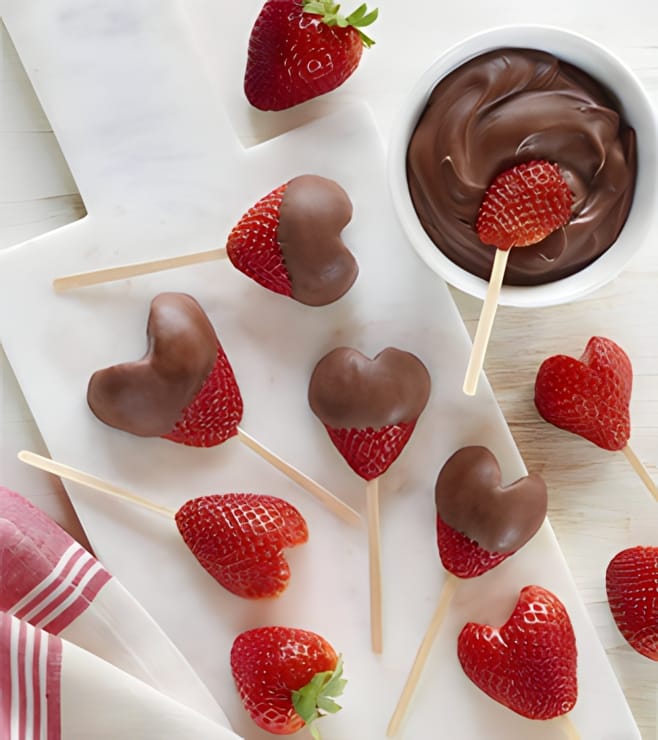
[407,48,636,285]
[435,446,547,553]
[278,175,358,305]
[87,293,218,436]
[308,346,431,429]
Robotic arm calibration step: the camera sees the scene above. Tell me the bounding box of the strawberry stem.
[302,1,378,47]
[291,656,346,739]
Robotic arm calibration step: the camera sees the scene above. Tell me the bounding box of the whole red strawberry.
[244,0,378,111]
[534,336,632,451]
[606,546,658,660]
[458,585,578,720]
[225,175,357,306]
[231,626,345,736]
[175,493,307,598]
[476,160,572,250]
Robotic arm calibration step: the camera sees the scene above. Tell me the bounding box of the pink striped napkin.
[0,611,241,739]
[0,486,238,732]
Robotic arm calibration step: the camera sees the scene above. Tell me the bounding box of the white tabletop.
[1,1,657,738]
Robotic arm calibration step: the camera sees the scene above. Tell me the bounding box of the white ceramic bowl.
[388,25,658,307]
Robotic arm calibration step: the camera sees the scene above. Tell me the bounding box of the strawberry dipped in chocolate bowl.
[407,47,636,285]
[389,26,658,307]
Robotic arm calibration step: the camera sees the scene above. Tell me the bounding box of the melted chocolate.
[87,293,218,436]
[407,48,636,285]
[308,346,431,429]
[278,175,358,305]
[435,446,547,553]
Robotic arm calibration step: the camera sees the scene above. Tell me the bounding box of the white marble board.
[0,0,643,738]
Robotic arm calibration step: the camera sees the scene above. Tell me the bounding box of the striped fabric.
[8,542,111,635]
[0,612,62,740]
[1,487,111,635]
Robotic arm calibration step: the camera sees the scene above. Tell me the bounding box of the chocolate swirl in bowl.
[407,48,637,285]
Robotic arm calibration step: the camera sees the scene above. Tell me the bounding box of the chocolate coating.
[87,293,218,436]
[308,347,431,429]
[435,446,547,553]
[407,48,637,285]
[278,175,358,305]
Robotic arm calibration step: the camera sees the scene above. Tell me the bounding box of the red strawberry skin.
[436,514,512,579]
[231,626,339,734]
[244,0,364,111]
[606,546,658,661]
[163,347,243,447]
[458,585,578,720]
[175,493,307,599]
[324,420,416,481]
[226,182,293,298]
[534,336,632,451]
[476,160,572,250]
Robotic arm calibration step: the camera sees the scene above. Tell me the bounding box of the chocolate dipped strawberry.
[231,626,345,736]
[175,493,308,599]
[435,446,547,578]
[226,175,357,306]
[458,585,578,721]
[309,345,430,652]
[87,292,242,447]
[244,0,378,111]
[606,546,658,660]
[308,346,431,480]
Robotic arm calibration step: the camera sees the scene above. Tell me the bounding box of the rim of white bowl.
[388,24,658,307]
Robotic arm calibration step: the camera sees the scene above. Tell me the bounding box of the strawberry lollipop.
[53,175,358,307]
[463,160,572,395]
[458,585,579,735]
[606,546,658,661]
[18,451,307,600]
[387,446,547,736]
[87,292,358,523]
[309,346,431,652]
[535,335,658,501]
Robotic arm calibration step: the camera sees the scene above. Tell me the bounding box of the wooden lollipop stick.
[557,714,581,739]
[18,450,175,517]
[235,428,361,526]
[463,248,510,396]
[366,477,383,654]
[621,445,658,502]
[53,248,228,292]
[387,573,459,736]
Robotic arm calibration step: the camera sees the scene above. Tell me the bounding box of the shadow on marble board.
[0,20,86,250]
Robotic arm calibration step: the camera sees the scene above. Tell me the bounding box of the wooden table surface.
[1,12,657,739]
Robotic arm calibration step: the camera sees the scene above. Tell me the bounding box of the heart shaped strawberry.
[606,546,658,660]
[226,175,358,306]
[534,336,632,451]
[435,446,547,556]
[175,493,308,599]
[308,346,431,480]
[244,0,378,111]
[87,292,243,447]
[458,585,578,720]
